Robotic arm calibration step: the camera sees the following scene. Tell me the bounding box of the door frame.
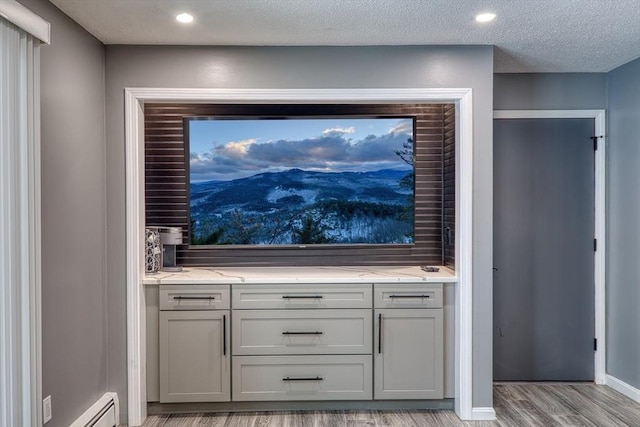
[493,109,606,385]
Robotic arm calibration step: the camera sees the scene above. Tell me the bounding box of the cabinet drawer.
[374,284,443,308]
[232,309,371,355]
[232,284,372,309]
[232,355,372,401]
[160,285,230,310]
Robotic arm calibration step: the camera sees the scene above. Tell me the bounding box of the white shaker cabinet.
[159,285,230,403]
[374,284,444,400]
[152,281,445,404]
[231,283,373,401]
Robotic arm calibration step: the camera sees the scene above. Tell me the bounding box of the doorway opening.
[492,110,606,384]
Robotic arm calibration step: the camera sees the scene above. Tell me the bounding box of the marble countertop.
[142,265,457,285]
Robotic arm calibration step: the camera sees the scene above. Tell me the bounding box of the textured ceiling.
[48,0,640,72]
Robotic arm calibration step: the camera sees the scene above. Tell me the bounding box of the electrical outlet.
[43,395,52,424]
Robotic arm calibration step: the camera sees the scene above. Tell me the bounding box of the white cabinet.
[152,281,445,404]
[232,284,373,401]
[159,285,230,403]
[374,284,444,400]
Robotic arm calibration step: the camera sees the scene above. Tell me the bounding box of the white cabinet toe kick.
[147,281,446,409]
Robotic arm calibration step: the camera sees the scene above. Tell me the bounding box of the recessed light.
[176,12,194,24]
[475,13,496,23]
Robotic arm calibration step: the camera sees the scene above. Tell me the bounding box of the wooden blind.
[145,103,455,267]
[442,104,456,269]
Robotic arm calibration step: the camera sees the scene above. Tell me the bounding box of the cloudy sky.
[189,117,413,182]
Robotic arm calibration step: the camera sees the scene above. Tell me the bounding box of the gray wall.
[494,73,607,110]
[104,45,495,412]
[17,1,107,426]
[606,57,640,389]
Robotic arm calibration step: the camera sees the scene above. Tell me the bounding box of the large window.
[144,103,455,267]
[186,116,415,246]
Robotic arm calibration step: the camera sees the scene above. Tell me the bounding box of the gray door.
[493,118,595,381]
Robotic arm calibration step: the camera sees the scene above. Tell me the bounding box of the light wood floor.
[141,383,640,426]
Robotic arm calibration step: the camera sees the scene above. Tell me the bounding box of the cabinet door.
[159,310,230,402]
[374,309,443,399]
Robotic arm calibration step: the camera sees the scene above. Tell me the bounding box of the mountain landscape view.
[189,168,414,245]
[187,116,415,245]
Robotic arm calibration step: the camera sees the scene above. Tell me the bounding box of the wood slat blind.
[442,104,456,269]
[145,103,455,267]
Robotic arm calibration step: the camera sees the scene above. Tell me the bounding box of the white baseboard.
[70,392,119,427]
[471,406,497,420]
[606,375,640,403]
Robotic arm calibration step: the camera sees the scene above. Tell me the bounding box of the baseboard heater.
[69,392,119,427]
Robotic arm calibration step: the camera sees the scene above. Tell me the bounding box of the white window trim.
[124,88,476,425]
[493,109,607,385]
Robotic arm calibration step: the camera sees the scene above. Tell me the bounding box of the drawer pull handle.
[282,376,324,382]
[389,294,431,299]
[282,295,324,299]
[173,296,216,301]
[282,331,323,335]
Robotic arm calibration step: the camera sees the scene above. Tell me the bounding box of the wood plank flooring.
[141,383,640,426]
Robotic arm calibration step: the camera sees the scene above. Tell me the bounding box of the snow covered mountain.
[189,168,414,245]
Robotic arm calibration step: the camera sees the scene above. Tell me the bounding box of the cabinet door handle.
[388,294,431,299]
[223,314,227,356]
[282,376,323,382]
[282,295,323,299]
[378,313,382,354]
[173,296,215,300]
[282,331,323,335]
